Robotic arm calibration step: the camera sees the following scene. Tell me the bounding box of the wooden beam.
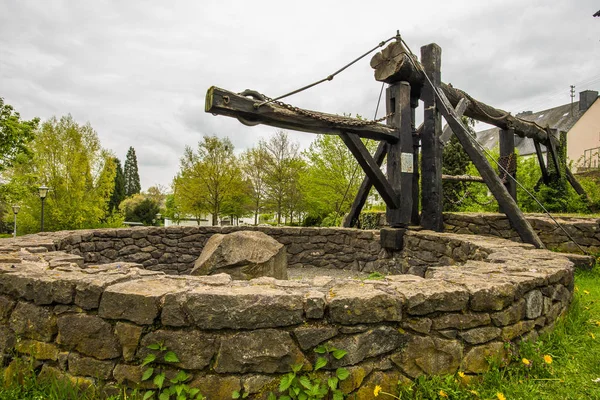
[442,174,485,182]
[431,84,545,248]
[546,128,562,179]
[499,128,517,213]
[342,141,388,228]
[339,132,400,209]
[385,81,413,228]
[533,140,550,184]
[411,98,420,225]
[440,98,469,144]
[420,43,444,232]
[370,41,424,98]
[205,86,399,143]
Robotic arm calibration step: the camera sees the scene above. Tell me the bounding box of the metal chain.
[258,92,395,127]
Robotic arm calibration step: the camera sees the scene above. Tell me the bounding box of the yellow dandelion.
[543,354,553,364]
[595,321,600,327]
[497,393,506,400]
[584,290,590,295]
[374,385,382,397]
[469,389,479,396]
[522,358,531,366]
[590,332,596,340]
[458,371,465,378]
[439,390,448,398]
[575,286,579,292]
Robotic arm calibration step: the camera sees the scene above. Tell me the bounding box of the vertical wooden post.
[499,128,516,213]
[420,43,443,231]
[386,81,412,228]
[411,97,420,225]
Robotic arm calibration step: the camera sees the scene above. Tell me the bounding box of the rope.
[397,34,589,255]
[254,35,399,108]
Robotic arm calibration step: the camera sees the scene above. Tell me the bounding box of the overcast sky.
[1,0,599,190]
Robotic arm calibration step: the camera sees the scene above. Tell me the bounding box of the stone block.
[114,322,143,362]
[164,285,304,329]
[0,295,16,322]
[461,342,507,373]
[431,312,490,330]
[99,277,189,325]
[380,228,405,250]
[57,314,120,359]
[10,302,57,341]
[326,326,406,367]
[391,279,469,316]
[15,339,59,360]
[293,324,338,350]
[328,283,402,324]
[68,352,115,379]
[392,335,462,378]
[501,320,536,341]
[189,375,242,400]
[490,299,525,326]
[214,329,307,373]
[524,290,543,319]
[139,329,217,370]
[458,327,501,344]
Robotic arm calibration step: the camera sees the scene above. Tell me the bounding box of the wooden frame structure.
[205,38,587,249]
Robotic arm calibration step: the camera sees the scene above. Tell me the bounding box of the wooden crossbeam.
[533,140,550,184]
[205,87,399,143]
[339,132,400,209]
[430,83,545,248]
[441,174,484,182]
[440,98,469,144]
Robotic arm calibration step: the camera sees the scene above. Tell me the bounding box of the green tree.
[4,115,117,233]
[124,146,141,196]
[120,194,160,225]
[108,157,125,214]
[240,147,269,225]
[442,117,475,211]
[0,97,39,172]
[173,136,241,226]
[302,135,372,223]
[262,130,302,225]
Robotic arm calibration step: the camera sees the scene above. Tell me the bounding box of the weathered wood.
[339,132,400,209]
[398,82,413,226]
[440,83,550,145]
[432,86,545,248]
[441,174,485,182]
[420,44,444,231]
[411,100,420,225]
[371,41,425,92]
[386,84,403,227]
[440,98,469,144]
[499,128,517,213]
[205,86,399,143]
[546,129,562,179]
[533,140,550,184]
[342,141,388,228]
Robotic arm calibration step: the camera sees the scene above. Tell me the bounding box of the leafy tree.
[240,147,269,225]
[108,157,125,214]
[0,97,39,172]
[442,117,475,211]
[261,131,302,224]
[120,195,160,225]
[173,136,242,225]
[145,185,167,208]
[124,146,141,196]
[4,115,117,233]
[302,135,372,222]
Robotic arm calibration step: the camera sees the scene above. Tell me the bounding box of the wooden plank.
[411,100,420,225]
[420,43,444,232]
[499,128,517,213]
[442,174,485,182]
[339,132,400,209]
[533,140,550,184]
[205,86,399,143]
[386,84,403,227]
[546,128,562,179]
[431,85,545,248]
[342,141,388,228]
[440,98,469,144]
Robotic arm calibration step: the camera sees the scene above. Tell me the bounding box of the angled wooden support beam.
[533,140,550,184]
[205,86,399,142]
[343,141,388,228]
[440,98,470,144]
[339,132,400,209]
[499,128,517,213]
[430,84,545,248]
[546,129,562,179]
[441,174,485,182]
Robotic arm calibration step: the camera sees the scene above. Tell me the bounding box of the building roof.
[594,9,600,17]
[476,99,588,156]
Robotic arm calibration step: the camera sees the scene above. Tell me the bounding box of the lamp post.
[155,213,162,226]
[11,205,20,238]
[38,185,49,232]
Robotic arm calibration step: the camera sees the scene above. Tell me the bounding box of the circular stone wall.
[0,227,575,399]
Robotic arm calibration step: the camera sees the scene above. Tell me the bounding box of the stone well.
[0,226,579,399]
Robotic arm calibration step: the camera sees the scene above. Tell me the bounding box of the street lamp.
[11,205,20,238]
[39,185,49,232]
[155,213,162,226]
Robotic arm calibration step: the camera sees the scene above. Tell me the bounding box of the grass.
[1,268,599,400]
